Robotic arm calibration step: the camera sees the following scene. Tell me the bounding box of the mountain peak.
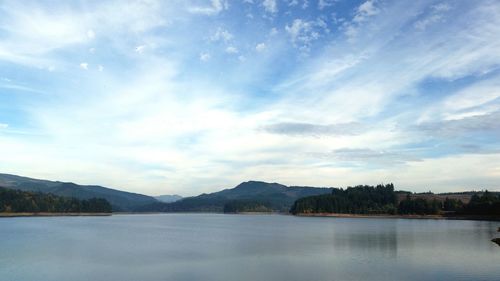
[235,181,287,190]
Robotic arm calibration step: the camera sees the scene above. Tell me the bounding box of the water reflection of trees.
[332,223,398,258]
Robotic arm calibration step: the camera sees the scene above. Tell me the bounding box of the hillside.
[291,185,500,217]
[139,181,334,212]
[0,173,158,211]
[0,186,111,213]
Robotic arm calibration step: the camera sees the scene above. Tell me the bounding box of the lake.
[1,214,499,281]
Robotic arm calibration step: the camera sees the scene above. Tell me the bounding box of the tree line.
[290,185,500,217]
[290,184,397,215]
[0,187,112,213]
[223,200,273,213]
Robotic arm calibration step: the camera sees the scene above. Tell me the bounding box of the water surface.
[1,214,499,281]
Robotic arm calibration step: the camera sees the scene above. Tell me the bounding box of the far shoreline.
[294,213,500,221]
[0,212,112,218]
[2,212,499,221]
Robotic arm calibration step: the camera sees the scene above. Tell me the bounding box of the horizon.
[1,172,497,197]
[1,0,500,196]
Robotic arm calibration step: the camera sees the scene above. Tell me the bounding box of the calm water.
[1,214,499,281]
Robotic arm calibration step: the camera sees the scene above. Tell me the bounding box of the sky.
[0,0,499,196]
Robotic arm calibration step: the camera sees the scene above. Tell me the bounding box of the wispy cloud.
[262,0,278,14]
[0,0,499,195]
[188,0,228,15]
[262,122,365,137]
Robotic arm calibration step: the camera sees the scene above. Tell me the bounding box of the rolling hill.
[0,173,158,211]
[139,181,335,212]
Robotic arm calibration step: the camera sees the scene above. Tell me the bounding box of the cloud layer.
[0,0,499,195]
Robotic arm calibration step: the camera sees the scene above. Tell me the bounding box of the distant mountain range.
[155,194,183,203]
[0,173,335,213]
[138,181,334,212]
[4,173,490,214]
[0,173,158,211]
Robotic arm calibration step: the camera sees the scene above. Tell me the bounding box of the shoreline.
[295,213,500,221]
[2,211,499,221]
[0,212,112,218]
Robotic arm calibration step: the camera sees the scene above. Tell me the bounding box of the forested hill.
[290,185,500,217]
[0,173,158,211]
[291,184,398,215]
[0,186,112,213]
[137,181,334,212]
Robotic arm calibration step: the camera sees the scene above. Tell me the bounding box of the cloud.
[188,0,229,15]
[263,0,277,14]
[310,148,421,166]
[135,45,146,54]
[0,123,8,129]
[285,19,323,50]
[79,62,88,70]
[199,52,211,61]
[87,29,95,39]
[0,0,171,69]
[353,0,379,23]
[262,122,365,137]
[439,76,500,117]
[0,0,499,196]
[418,111,500,137]
[413,3,452,31]
[341,0,380,41]
[318,0,336,10]
[255,43,266,52]
[210,28,233,43]
[225,46,238,54]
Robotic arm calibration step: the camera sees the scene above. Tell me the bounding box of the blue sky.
[0,0,499,196]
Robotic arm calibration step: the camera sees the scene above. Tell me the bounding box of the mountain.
[155,194,183,203]
[0,173,158,211]
[139,181,334,212]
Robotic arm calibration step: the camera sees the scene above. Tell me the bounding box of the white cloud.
[414,14,443,31]
[1,0,499,196]
[225,46,238,54]
[285,19,321,50]
[87,29,95,39]
[302,0,309,9]
[0,1,172,68]
[432,3,451,12]
[210,28,233,43]
[0,123,8,129]
[135,45,146,54]
[188,0,229,15]
[263,0,277,14]
[353,0,379,23]
[200,52,211,61]
[318,0,336,10]
[79,62,88,70]
[413,3,452,31]
[255,43,266,52]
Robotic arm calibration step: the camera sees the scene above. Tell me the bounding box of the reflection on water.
[0,214,499,281]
